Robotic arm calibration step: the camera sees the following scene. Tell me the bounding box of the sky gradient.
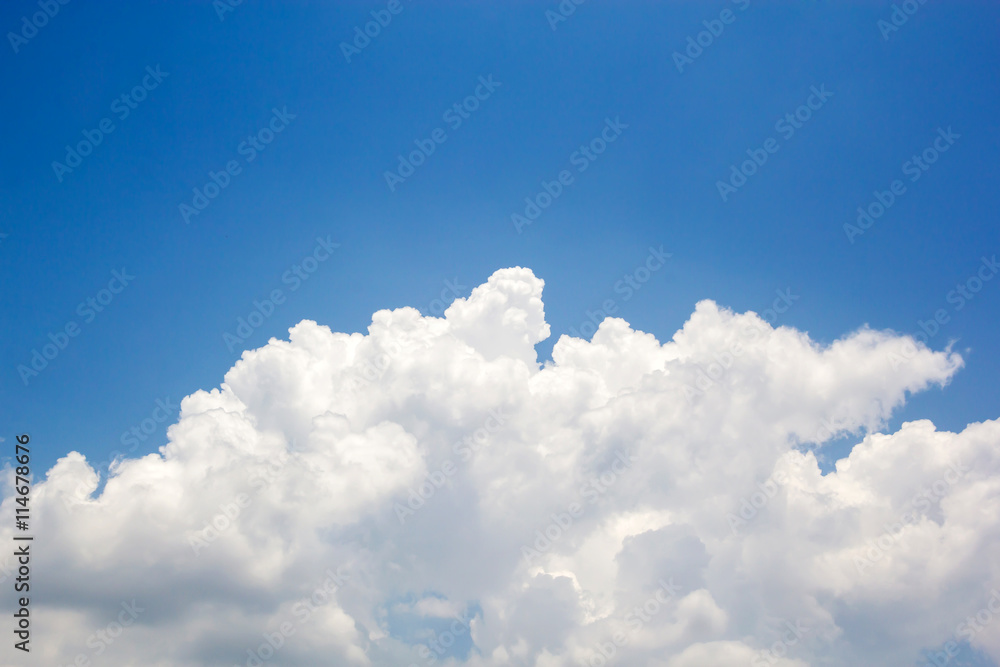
[3,2,999,474]
[1,2,999,665]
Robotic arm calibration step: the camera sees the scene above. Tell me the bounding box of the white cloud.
[2,267,997,667]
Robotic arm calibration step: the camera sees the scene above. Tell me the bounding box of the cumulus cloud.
[2,267,997,667]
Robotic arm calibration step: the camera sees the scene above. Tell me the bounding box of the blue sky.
[4,0,998,478]
[2,2,1000,665]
